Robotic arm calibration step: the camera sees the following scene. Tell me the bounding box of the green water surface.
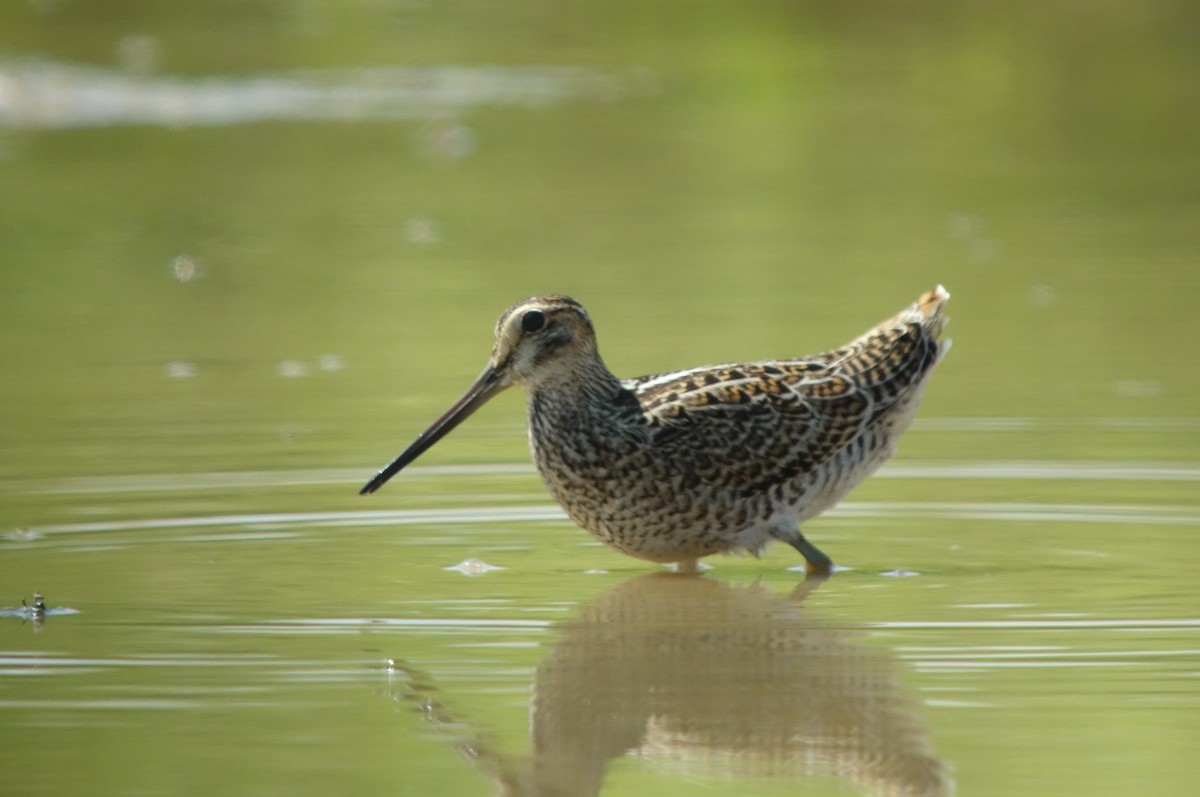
[2,3,1198,796]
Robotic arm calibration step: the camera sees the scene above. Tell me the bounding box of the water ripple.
[0,59,644,129]
[36,458,1200,495]
[22,500,1200,539]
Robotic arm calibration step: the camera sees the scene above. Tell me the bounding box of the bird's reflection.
[389,573,951,796]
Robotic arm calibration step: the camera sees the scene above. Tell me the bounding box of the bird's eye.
[521,310,546,333]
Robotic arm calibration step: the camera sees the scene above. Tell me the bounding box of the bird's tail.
[914,284,952,366]
[850,285,950,349]
[876,284,951,364]
[915,284,951,340]
[832,285,952,383]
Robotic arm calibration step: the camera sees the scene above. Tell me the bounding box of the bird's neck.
[525,358,629,428]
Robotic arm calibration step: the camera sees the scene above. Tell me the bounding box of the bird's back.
[626,285,948,486]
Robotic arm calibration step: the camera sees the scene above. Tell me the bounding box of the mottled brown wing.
[626,320,941,495]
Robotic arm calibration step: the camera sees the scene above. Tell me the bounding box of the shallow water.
[2,3,1199,796]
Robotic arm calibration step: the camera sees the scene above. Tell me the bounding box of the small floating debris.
[278,360,310,378]
[405,216,442,245]
[787,563,853,574]
[444,558,505,577]
[881,568,921,578]
[165,360,197,379]
[0,592,81,628]
[316,354,346,372]
[583,569,608,575]
[4,527,43,542]
[171,253,203,282]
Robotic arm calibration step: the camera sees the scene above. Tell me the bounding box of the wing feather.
[619,320,941,496]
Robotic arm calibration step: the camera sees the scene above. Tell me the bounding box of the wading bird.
[361,288,950,575]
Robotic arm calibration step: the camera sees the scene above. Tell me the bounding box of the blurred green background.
[1,2,1197,796]
[3,0,1197,486]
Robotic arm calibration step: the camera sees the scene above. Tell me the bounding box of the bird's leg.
[672,558,699,575]
[803,556,833,577]
[775,527,834,576]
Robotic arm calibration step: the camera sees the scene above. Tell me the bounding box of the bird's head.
[489,295,599,389]
[359,294,601,495]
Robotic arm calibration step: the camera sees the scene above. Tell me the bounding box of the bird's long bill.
[359,365,505,495]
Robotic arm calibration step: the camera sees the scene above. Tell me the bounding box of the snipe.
[361,287,950,575]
